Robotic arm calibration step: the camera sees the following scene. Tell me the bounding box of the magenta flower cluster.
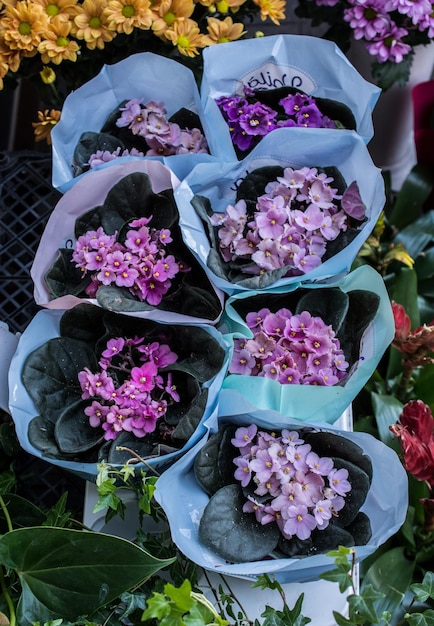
[116,98,209,156]
[232,424,352,541]
[315,0,434,63]
[229,306,349,386]
[210,166,358,277]
[78,335,180,441]
[216,88,336,152]
[72,217,189,306]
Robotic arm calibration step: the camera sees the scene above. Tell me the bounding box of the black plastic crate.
[0,151,85,513]
[0,150,61,333]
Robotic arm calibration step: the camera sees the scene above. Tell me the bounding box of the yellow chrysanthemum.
[40,64,56,82]
[252,0,285,25]
[1,1,47,53]
[105,0,152,35]
[73,0,116,49]
[32,0,80,22]
[38,15,80,63]
[151,0,194,39]
[202,15,245,44]
[163,17,206,57]
[32,107,61,144]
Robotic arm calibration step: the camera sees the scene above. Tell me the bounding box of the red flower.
[391,301,411,347]
[390,400,434,487]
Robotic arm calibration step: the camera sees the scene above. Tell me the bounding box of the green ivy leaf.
[347,585,384,623]
[411,572,434,603]
[406,610,434,626]
[319,564,353,594]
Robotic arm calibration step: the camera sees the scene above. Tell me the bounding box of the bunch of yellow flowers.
[0,0,286,106]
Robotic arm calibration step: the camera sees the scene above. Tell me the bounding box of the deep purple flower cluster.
[210,166,358,277]
[72,217,189,306]
[78,335,179,441]
[216,88,336,152]
[229,306,349,385]
[116,98,209,156]
[232,424,352,541]
[312,0,434,64]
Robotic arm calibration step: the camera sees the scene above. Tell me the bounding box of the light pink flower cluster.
[78,335,179,441]
[232,424,352,541]
[72,217,189,306]
[229,306,349,385]
[87,146,145,169]
[116,98,209,156]
[210,166,359,277]
[315,0,434,63]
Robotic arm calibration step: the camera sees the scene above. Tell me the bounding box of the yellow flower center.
[218,36,229,43]
[56,35,69,46]
[177,34,190,48]
[18,21,31,35]
[122,4,136,17]
[46,3,60,16]
[216,0,228,11]
[89,16,102,28]
[164,10,176,25]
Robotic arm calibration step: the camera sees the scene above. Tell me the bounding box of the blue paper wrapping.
[51,52,218,193]
[175,128,385,296]
[219,265,394,424]
[200,34,381,161]
[8,309,231,482]
[154,409,408,583]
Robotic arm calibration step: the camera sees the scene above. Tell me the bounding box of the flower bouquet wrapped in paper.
[51,52,217,193]
[200,34,380,161]
[32,160,223,325]
[175,128,385,295]
[8,305,230,481]
[155,409,408,583]
[219,265,394,424]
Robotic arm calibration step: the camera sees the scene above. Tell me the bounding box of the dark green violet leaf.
[164,371,200,426]
[235,166,284,204]
[73,131,125,175]
[306,524,355,555]
[22,337,97,424]
[194,429,227,496]
[345,511,372,546]
[294,288,349,335]
[330,457,371,527]
[59,303,105,345]
[28,416,60,455]
[55,399,103,454]
[172,388,208,442]
[45,248,90,299]
[338,289,381,366]
[169,107,204,133]
[198,483,280,562]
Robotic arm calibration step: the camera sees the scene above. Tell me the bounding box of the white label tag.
[240,62,316,94]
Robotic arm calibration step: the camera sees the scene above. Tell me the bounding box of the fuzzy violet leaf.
[19,306,228,469]
[195,424,373,563]
[194,164,367,290]
[44,171,222,321]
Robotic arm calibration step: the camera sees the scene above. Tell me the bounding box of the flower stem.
[396,361,415,403]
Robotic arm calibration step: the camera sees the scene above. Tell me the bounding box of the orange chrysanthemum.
[1,1,47,53]
[105,0,152,34]
[252,0,285,25]
[202,15,245,44]
[33,0,80,22]
[151,0,194,39]
[38,15,80,63]
[32,107,61,144]
[73,0,116,49]
[194,0,246,10]
[0,36,21,72]
[163,17,206,57]
[0,59,8,89]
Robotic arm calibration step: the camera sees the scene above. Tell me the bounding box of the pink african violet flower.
[233,426,352,541]
[72,219,189,307]
[78,335,180,442]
